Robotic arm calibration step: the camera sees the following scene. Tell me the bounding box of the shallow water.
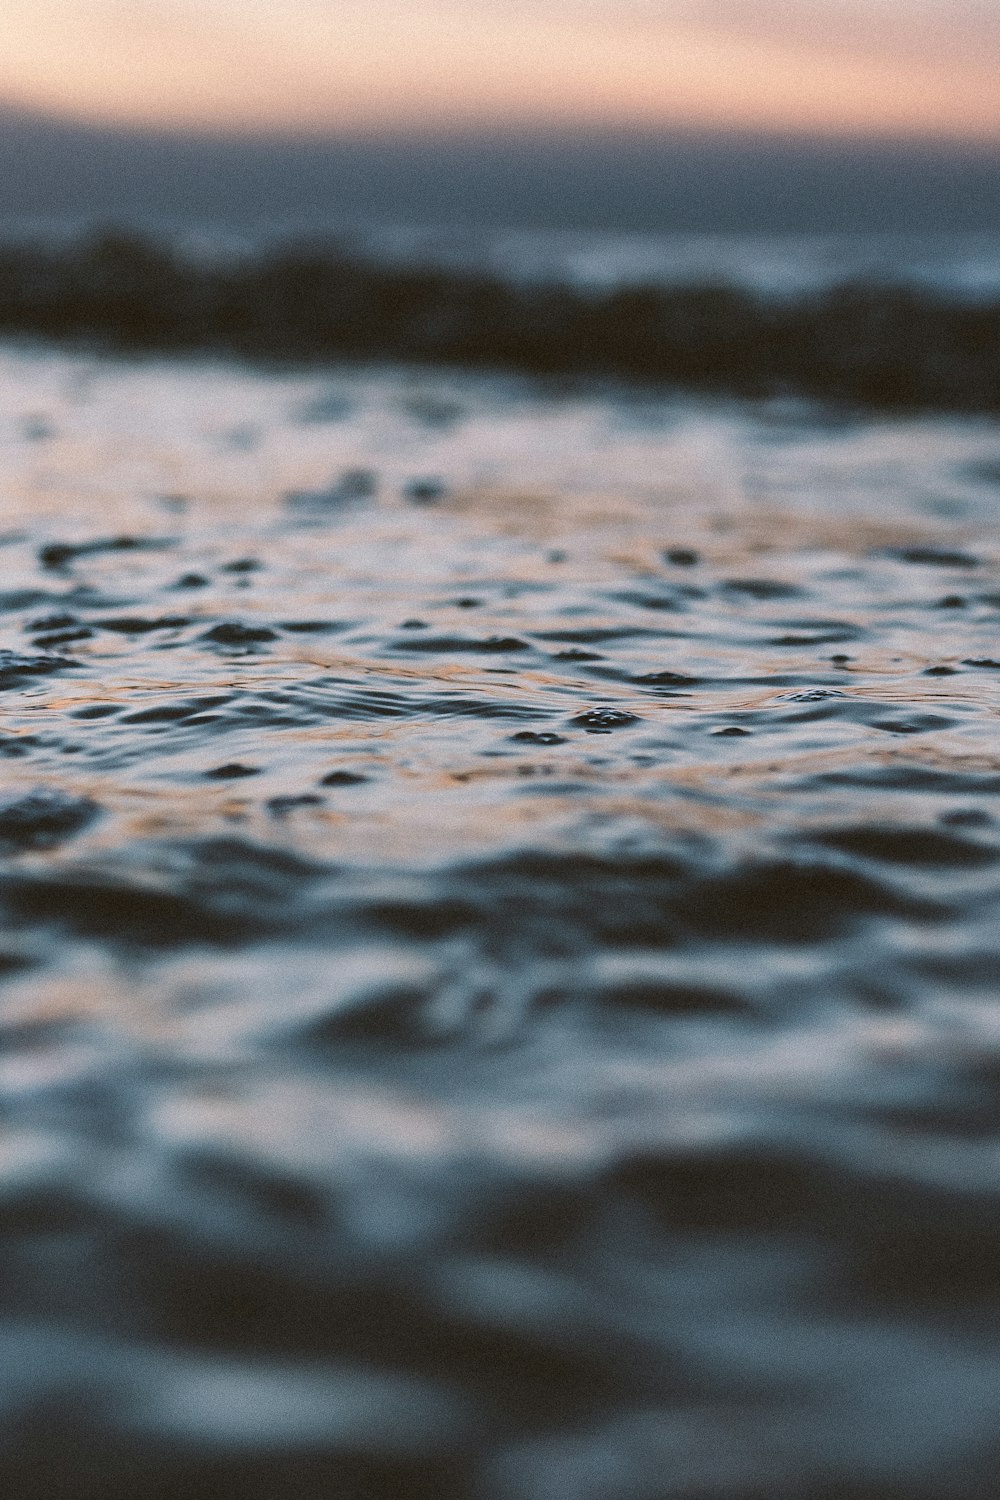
[0,343,999,1497]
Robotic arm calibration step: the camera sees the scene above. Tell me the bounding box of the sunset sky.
[2,0,999,141]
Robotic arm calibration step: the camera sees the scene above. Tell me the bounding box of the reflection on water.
[0,344,998,1496]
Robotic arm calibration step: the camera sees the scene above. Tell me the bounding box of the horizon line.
[3,101,1000,156]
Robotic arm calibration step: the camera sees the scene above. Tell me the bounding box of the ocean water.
[2,226,999,414]
[6,220,1000,299]
[322,225,1000,298]
[0,310,998,1496]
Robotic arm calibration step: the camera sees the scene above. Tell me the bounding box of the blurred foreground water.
[0,341,998,1497]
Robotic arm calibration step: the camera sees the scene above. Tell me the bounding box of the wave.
[0,229,998,410]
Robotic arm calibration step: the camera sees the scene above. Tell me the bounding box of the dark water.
[2,229,1000,411]
[0,344,999,1497]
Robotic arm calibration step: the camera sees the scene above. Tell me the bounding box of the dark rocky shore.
[0,229,997,411]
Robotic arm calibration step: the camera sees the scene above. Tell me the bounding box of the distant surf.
[0,227,998,411]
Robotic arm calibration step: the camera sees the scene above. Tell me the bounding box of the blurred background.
[1,0,999,235]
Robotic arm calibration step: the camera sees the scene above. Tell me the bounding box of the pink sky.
[2,0,999,140]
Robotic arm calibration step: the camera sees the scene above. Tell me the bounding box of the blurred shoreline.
[0,227,998,413]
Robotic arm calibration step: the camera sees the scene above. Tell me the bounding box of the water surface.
[0,345,998,1497]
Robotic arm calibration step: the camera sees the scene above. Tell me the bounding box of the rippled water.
[1,343,999,1497]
